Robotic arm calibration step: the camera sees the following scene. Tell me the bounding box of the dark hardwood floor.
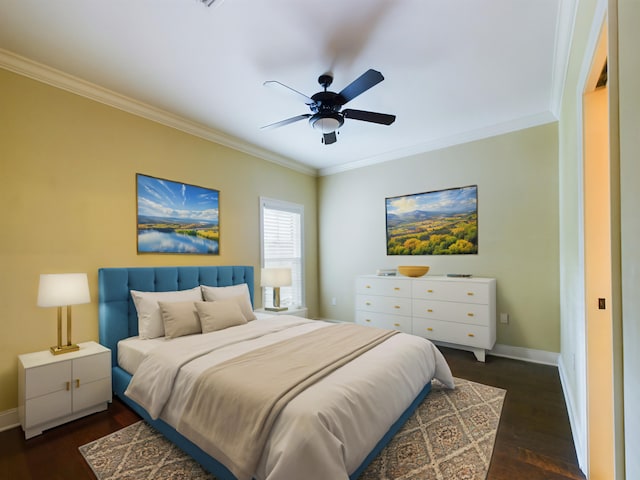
[0,346,585,479]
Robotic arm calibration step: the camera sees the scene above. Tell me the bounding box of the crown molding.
[319,110,558,176]
[0,48,317,177]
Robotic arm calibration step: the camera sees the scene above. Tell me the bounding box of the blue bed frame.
[98,265,431,480]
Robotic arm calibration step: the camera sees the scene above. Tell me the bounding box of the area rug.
[79,377,505,480]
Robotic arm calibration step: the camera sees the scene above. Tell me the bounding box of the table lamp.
[260,267,292,312]
[37,273,90,355]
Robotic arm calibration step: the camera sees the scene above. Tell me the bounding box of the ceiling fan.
[261,69,396,145]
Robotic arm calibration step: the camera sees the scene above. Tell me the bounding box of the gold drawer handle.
[365,319,371,322]
[394,305,401,309]
[76,379,80,388]
[467,313,474,317]
[365,285,371,288]
[468,333,475,337]
[427,289,433,293]
[427,327,433,332]
[467,292,474,296]
[427,308,433,313]
[393,323,400,327]
[365,302,371,306]
[393,287,400,291]
[66,381,70,391]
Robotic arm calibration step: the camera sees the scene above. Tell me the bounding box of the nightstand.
[255,307,308,318]
[18,341,112,439]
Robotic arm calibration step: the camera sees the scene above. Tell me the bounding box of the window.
[260,197,304,308]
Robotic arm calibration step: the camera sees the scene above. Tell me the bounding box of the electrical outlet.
[500,313,509,324]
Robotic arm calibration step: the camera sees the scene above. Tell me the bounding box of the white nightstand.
[18,341,112,439]
[255,307,308,318]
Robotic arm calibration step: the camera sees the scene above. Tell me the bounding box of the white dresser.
[355,275,496,361]
[18,341,112,438]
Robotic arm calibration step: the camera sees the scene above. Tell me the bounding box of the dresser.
[355,275,496,361]
[18,341,112,438]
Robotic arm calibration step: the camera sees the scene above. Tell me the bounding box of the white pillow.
[200,284,256,321]
[131,286,202,339]
[158,301,201,339]
[195,300,248,333]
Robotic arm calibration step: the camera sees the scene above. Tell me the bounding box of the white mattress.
[122,316,454,480]
[117,311,274,375]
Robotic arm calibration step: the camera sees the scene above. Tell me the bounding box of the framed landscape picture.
[386,185,478,255]
[136,173,219,254]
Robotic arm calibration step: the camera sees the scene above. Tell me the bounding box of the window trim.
[259,196,305,308]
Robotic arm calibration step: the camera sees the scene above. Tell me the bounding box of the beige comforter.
[177,323,398,480]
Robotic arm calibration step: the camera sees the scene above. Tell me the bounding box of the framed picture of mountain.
[136,173,219,254]
[386,185,478,255]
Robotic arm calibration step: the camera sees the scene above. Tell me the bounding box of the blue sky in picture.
[137,174,219,224]
[387,186,477,216]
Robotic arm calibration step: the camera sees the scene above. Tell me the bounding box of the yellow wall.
[0,68,319,412]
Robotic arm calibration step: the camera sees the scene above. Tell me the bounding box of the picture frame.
[386,185,478,255]
[136,173,220,254]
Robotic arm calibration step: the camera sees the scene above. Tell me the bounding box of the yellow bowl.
[397,266,430,277]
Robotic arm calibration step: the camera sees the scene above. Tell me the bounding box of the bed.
[98,265,454,480]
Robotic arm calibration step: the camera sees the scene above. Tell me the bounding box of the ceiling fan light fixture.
[310,113,343,133]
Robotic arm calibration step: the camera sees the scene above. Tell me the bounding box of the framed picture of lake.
[136,173,220,254]
[386,185,478,255]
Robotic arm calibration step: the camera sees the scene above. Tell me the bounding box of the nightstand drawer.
[73,351,110,384]
[25,361,71,399]
[25,390,70,428]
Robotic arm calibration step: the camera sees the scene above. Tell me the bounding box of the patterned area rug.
[79,377,505,480]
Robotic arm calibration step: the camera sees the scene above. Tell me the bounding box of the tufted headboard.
[98,265,254,366]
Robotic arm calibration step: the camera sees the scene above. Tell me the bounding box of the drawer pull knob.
[427,327,433,332]
[467,292,474,296]
[393,323,400,327]
[365,285,371,289]
[394,305,401,309]
[427,289,433,293]
[365,302,371,306]
[427,308,433,313]
[76,379,80,388]
[393,287,400,291]
[468,333,475,337]
[365,319,371,322]
[66,381,70,391]
[467,313,474,317]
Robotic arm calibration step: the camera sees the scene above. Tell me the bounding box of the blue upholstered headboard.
[98,266,254,366]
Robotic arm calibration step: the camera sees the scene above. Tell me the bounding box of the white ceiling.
[0,0,572,176]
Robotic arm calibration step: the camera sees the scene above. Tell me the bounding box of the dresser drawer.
[412,317,492,349]
[356,294,412,316]
[355,277,412,298]
[412,280,489,304]
[412,299,490,326]
[355,311,412,333]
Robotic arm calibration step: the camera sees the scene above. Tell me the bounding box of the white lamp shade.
[37,273,91,307]
[260,268,292,288]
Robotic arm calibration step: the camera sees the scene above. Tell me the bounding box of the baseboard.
[0,408,20,432]
[489,343,559,366]
[557,355,588,474]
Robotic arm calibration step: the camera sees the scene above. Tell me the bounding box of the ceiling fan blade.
[323,131,337,145]
[336,69,385,105]
[263,80,315,105]
[343,109,396,125]
[261,114,311,130]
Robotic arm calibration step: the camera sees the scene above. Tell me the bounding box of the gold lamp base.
[265,306,288,312]
[50,344,80,355]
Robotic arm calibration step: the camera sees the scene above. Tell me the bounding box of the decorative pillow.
[130,287,203,339]
[158,301,201,339]
[195,300,248,333]
[200,284,256,321]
